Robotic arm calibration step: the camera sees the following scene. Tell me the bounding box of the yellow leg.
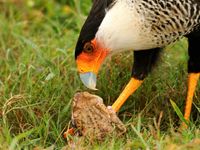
[182,73,200,128]
[112,78,143,112]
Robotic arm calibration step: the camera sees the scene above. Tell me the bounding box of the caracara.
[74,0,200,127]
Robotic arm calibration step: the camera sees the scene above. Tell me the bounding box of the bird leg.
[111,49,160,112]
[181,73,200,128]
[112,78,143,112]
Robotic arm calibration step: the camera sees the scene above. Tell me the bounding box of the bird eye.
[83,42,94,53]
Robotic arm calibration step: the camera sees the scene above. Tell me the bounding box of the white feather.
[96,0,158,52]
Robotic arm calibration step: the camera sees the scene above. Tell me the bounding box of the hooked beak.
[79,72,97,90]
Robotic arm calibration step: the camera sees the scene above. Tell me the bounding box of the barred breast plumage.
[132,0,200,46]
[96,0,200,51]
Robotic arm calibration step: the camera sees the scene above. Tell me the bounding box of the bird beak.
[79,72,97,90]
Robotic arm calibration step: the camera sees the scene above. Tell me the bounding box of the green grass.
[0,0,200,149]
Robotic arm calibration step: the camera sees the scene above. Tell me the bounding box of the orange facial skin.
[76,39,109,74]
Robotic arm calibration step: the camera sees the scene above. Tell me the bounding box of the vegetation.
[0,0,199,149]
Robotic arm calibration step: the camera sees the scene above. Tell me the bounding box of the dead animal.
[64,92,126,141]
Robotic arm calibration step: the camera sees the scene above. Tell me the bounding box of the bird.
[74,0,200,127]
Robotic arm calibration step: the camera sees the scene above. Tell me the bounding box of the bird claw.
[107,106,116,113]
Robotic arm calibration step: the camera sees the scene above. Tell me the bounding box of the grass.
[0,0,200,149]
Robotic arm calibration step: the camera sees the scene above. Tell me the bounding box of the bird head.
[75,0,114,90]
[75,39,109,90]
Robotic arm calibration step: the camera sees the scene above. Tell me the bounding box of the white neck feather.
[96,0,156,52]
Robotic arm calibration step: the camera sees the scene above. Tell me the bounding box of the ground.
[0,0,200,149]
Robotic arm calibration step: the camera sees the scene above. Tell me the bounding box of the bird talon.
[107,106,115,112]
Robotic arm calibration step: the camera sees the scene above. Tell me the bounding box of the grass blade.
[170,99,188,126]
[131,125,150,150]
[9,126,40,150]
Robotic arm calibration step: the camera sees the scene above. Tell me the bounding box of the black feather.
[75,0,115,58]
